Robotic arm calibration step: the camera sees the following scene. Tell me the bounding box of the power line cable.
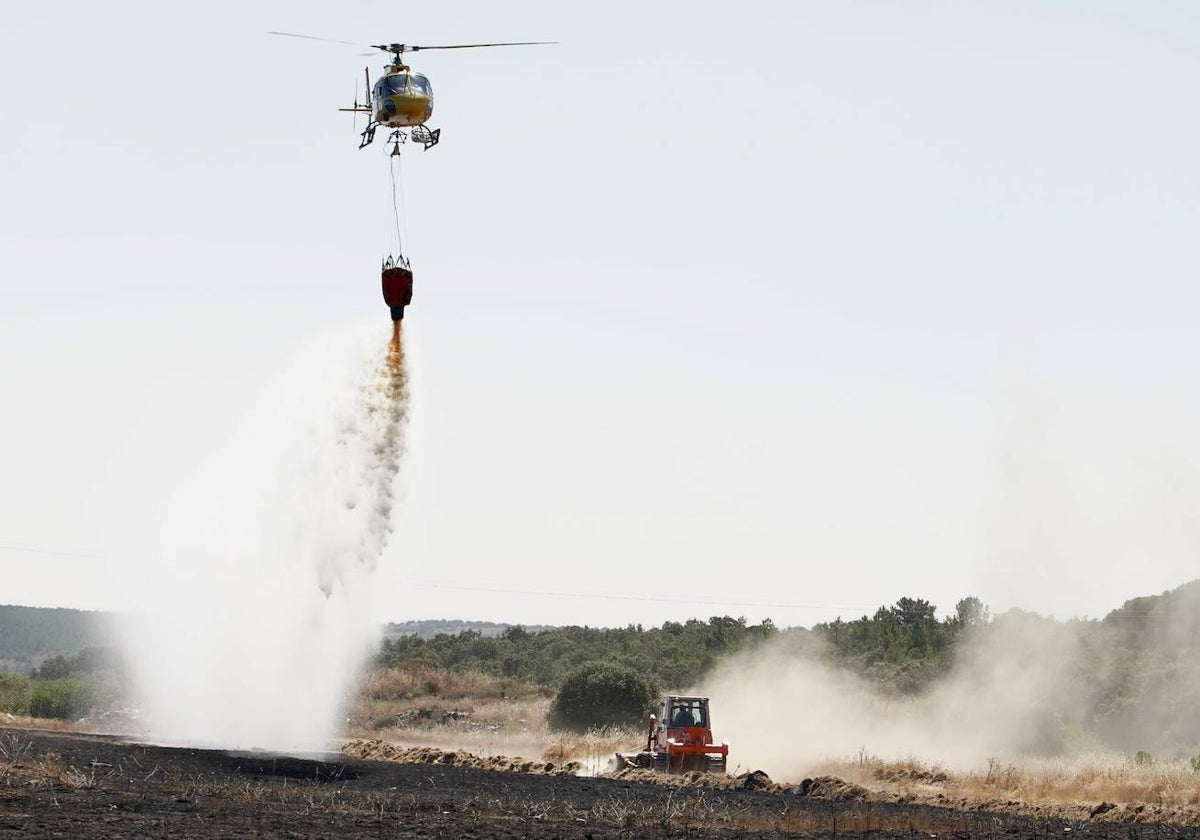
[1,542,1192,620]
[408,582,879,613]
[0,542,104,561]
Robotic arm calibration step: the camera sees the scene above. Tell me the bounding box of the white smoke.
[117,326,409,751]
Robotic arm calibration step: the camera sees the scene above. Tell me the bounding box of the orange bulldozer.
[616,695,728,773]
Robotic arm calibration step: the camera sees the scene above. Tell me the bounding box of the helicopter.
[268,33,556,152]
[269,32,554,326]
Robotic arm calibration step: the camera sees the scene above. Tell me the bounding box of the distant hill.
[383,619,557,640]
[0,605,116,673]
[0,607,551,670]
[1103,578,1200,631]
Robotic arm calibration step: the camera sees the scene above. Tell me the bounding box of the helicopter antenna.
[351,66,373,134]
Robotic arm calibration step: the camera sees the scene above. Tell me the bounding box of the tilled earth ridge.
[343,738,583,775]
[0,727,1194,839]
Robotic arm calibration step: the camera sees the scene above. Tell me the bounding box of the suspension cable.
[389,155,402,257]
[389,152,410,262]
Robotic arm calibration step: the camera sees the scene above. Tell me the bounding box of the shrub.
[548,662,657,733]
[1132,750,1155,767]
[27,679,95,720]
[1190,755,1200,774]
[0,674,31,716]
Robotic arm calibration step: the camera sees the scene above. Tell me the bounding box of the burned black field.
[1,727,1194,839]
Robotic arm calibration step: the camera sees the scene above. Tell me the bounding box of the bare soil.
[0,727,1194,839]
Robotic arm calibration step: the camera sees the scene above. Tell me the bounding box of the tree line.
[375,598,991,695]
[377,616,779,690]
[377,585,1200,754]
[4,579,1196,755]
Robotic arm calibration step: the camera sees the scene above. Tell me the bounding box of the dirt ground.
[1,727,1195,839]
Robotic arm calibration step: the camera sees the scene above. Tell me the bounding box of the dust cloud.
[117,326,410,751]
[697,376,1200,782]
[698,586,1200,781]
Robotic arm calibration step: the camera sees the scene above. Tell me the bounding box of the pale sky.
[2,0,1199,628]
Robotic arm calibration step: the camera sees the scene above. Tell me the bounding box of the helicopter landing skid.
[359,121,378,150]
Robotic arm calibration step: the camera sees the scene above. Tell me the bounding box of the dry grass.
[348,665,549,726]
[428,790,979,836]
[0,732,106,791]
[957,755,1200,808]
[356,664,549,704]
[342,666,654,777]
[0,713,79,732]
[344,666,559,761]
[344,697,634,776]
[814,751,1200,822]
[542,725,644,776]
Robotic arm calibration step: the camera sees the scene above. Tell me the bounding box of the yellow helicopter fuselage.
[372,66,434,127]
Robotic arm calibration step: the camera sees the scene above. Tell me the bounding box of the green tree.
[955,597,989,628]
[548,662,657,733]
[891,597,936,626]
[30,655,74,680]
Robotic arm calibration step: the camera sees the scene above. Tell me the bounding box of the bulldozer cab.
[665,697,709,730]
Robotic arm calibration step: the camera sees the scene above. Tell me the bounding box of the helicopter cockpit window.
[409,74,433,96]
[377,75,411,97]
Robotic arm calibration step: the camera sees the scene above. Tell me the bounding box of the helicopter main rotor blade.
[267,31,363,46]
[274,33,558,57]
[409,41,558,51]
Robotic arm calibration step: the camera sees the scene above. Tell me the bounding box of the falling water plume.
[119,326,411,752]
